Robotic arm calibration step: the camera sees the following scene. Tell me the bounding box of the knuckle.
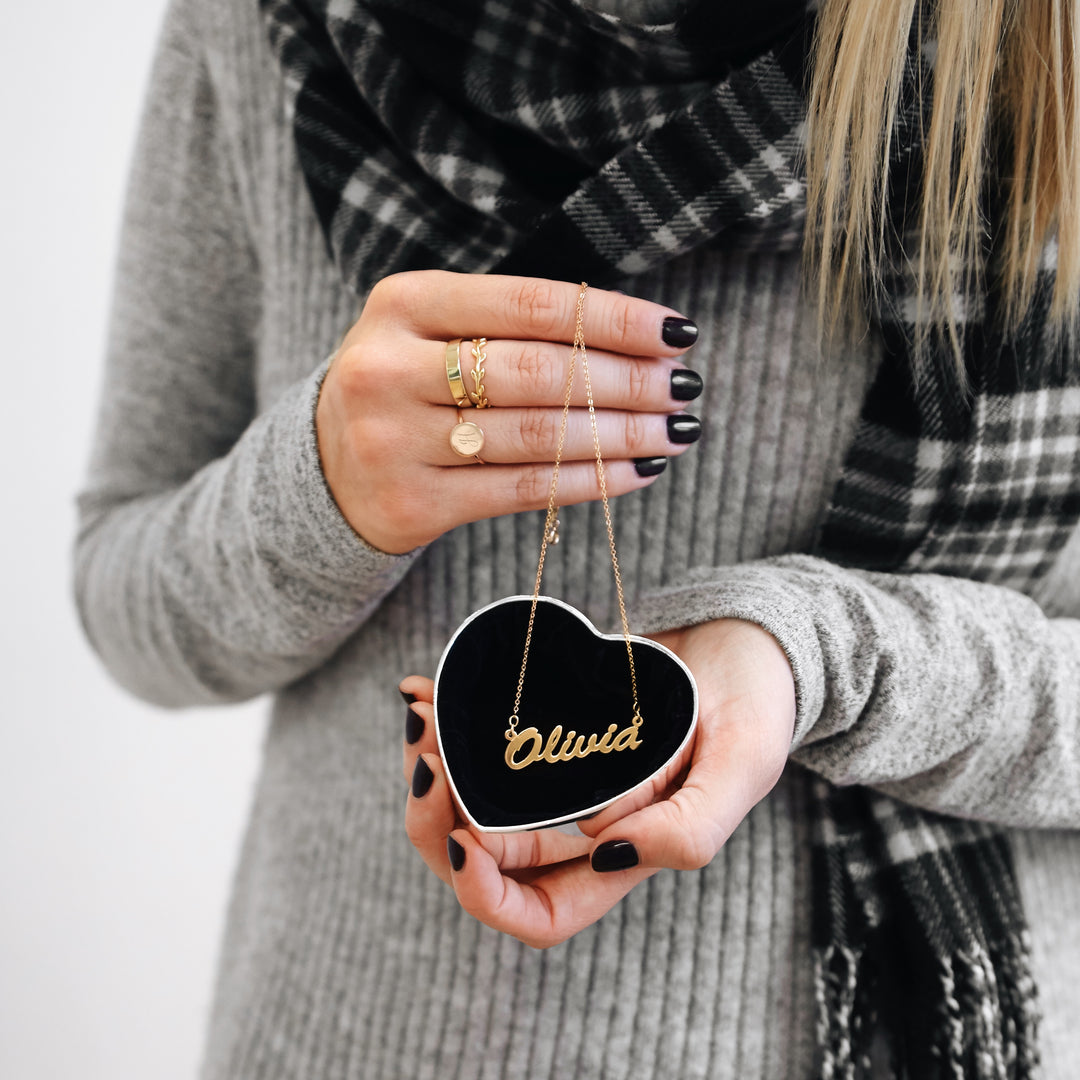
[366,269,443,327]
[515,343,560,401]
[622,410,648,451]
[513,465,552,508]
[626,361,653,410]
[661,799,718,870]
[604,300,636,354]
[369,269,425,307]
[366,271,412,317]
[673,832,716,871]
[333,342,377,398]
[524,832,544,866]
[516,409,559,458]
[510,278,565,335]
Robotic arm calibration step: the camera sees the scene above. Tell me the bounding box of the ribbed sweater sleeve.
[631,555,1080,828]
[73,0,418,707]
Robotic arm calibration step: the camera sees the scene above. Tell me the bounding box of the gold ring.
[450,411,485,462]
[469,338,490,408]
[445,339,471,408]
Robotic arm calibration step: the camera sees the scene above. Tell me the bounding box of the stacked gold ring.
[468,338,490,408]
[447,336,491,462]
[445,339,471,408]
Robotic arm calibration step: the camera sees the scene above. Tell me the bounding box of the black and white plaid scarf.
[261,1,1080,1074]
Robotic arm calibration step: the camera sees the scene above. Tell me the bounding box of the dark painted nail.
[591,839,640,873]
[670,369,703,401]
[447,835,466,872]
[662,316,698,348]
[667,414,701,444]
[405,707,424,745]
[411,756,434,798]
[400,689,416,705]
[634,456,668,478]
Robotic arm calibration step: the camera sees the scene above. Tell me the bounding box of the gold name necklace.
[504,283,644,771]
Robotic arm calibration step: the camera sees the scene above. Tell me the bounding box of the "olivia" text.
[504,715,643,771]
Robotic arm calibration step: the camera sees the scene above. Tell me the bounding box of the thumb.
[587,725,777,873]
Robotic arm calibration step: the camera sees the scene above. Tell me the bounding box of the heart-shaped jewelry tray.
[434,596,698,832]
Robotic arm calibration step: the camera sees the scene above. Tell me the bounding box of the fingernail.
[591,839,640,873]
[405,707,424,745]
[399,689,416,705]
[662,316,698,348]
[411,756,434,798]
[447,835,466,872]
[667,414,701,444]
[670,369,703,401]
[634,456,667,478]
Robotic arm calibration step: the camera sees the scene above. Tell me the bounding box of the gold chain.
[507,284,642,740]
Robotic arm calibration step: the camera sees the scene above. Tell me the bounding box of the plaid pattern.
[810,779,1040,1079]
[258,2,1068,1075]
[819,249,1080,592]
[258,0,808,293]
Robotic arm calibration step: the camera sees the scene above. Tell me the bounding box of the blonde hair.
[805,0,1079,366]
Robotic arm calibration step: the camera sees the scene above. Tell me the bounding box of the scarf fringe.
[814,944,867,1080]
[814,936,1040,1080]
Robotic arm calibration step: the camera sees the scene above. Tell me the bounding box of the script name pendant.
[504,715,643,771]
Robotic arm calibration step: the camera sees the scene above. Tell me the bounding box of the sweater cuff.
[630,558,826,746]
[256,358,420,609]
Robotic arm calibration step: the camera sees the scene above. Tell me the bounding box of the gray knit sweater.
[75,0,1080,1076]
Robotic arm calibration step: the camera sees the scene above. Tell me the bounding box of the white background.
[0,3,265,1077]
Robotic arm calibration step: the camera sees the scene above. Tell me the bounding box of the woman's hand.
[318,271,702,554]
[399,618,796,949]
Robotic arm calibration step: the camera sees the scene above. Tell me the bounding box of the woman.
[75,0,1079,1076]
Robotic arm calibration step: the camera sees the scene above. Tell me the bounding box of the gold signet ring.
[450,412,485,462]
[445,339,471,408]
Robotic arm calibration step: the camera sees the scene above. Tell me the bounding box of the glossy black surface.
[591,839,640,873]
[661,316,699,348]
[405,707,425,745]
[670,369,704,401]
[633,456,668,477]
[435,598,697,830]
[667,414,702,444]
[411,756,435,799]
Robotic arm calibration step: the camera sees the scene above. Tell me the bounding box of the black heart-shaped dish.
[434,596,698,832]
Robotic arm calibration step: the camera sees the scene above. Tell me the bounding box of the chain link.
[507,284,642,739]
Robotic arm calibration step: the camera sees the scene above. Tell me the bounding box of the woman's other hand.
[398,618,796,949]
[318,272,702,554]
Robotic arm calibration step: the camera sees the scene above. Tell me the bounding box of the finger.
[400,676,437,782]
[474,826,591,871]
[362,443,675,552]
[418,337,701,412]
[402,697,436,784]
[405,753,460,885]
[439,457,670,522]
[588,718,780,874]
[447,828,656,949]
[575,756,689,840]
[399,676,434,704]
[431,404,701,467]
[369,272,699,358]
